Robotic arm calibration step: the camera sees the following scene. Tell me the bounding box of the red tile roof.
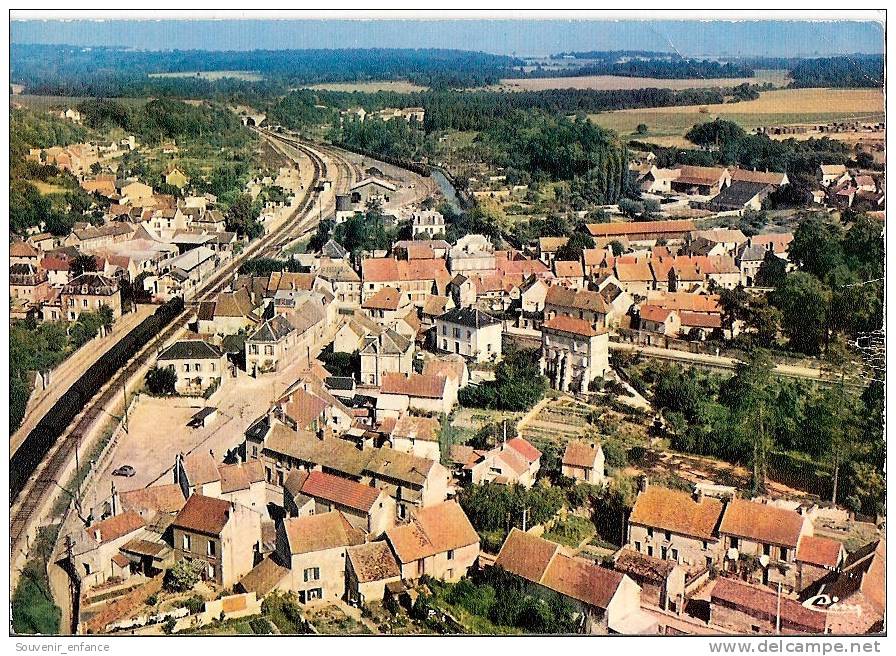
[719,499,806,549]
[679,311,722,329]
[588,219,696,238]
[88,511,146,544]
[173,494,234,536]
[639,304,675,323]
[796,535,844,568]
[362,286,403,311]
[506,437,541,464]
[391,415,441,443]
[629,486,723,541]
[380,372,447,399]
[386,501,478,563]
[542,315,604,337]
[283,510,365,554]
[300,470,382,513]
[495,528,559,580]
[541,552,625,611]
[562,440,601,468]
[712,577,827,634]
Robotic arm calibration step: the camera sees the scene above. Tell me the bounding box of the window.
[183,363,190,373]
[306,588,322,601]
[647,527,653,538]
[207,541,216,556]
[763,543,771,557]
[303,567,320,583]
[706,556,713,569]
[703,541,708,550]
[730,537,739,549]
[397,504,407,520]
[647,546,654,557]
[210,362,216,372]
[195,363,202,372]
[779,546,788,560]
[82,299,88,308]
[446,569,454,580]
[671,548,678,561]
[447,549,454,561]
[207,563,216,580]
[635,541,642,553]
[183,534,192,551]
[661,546,668,560]
[665,531,671,541]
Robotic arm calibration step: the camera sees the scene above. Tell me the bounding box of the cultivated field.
[148,70,264,81]
[304,80,429,93]
[493,69,791,92]
[589,87,885,146]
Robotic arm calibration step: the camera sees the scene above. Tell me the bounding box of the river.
[431,168,462,214]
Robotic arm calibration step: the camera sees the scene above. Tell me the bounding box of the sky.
[9,19,885,58]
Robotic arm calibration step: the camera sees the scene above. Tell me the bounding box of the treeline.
[789,54,884,88]
[529,58,754,80]
[11,44,521,94]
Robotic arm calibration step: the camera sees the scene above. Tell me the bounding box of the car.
[113,465,136,477]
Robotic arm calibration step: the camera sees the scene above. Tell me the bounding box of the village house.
[345,541,403,607]
[541,316,609,393]
[718,498,813,591]
[156,339,226,395]
[66,511,147,588]
[277,511,366,603]
[60,272,123,321]
[561,440,606,486]
[363,447,451,519]
[612,549,687,613]
[9,263,51,307]
[614,260,655,297]
[495,529,655,634]
[377,372,458,418]
[730,168,789,188]
[64,223,135,252]
[543,285,609,330]
[361,286,413,324]
[794,534,846,591]
[536,237,569,265]
[818,163,849,187]
[389,415,442,462]
[669,165,731,196]
[287,469,396,536]
[637,304,682,337]
[360,329,414,386]
[448,234,497,276]
[361,257,451,305]
[174,452,267,515]
[627,484,725,570]
[196,288,261,341]
[333,311,384,353]
[596,275,634,328]
[10,240,41,266]
[171,494,262,588]
[709,181,774,213]
[434,306,503,363]
[411,210,446,238]
[459,437,542,488]
[384,501,480,582]
[164,164,190,189]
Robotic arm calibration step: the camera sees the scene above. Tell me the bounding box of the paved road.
[10,304,156,459]
[608,341,861,386]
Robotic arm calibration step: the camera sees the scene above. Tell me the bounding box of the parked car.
[113,465,136,477]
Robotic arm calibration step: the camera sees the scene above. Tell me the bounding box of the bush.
[145,365,178,396]
[447,579,496,617]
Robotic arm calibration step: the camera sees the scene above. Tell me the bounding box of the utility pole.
[522,507,530,532]
[775,581,782,634]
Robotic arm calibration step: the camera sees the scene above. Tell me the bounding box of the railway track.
[9,134,331,566]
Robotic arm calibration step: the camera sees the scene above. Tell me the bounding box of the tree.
[70,253,98,279]
[635,123,648,135]
[608,240,625,256]
[755,251,787,288]
[164,559,202,592]
[555,232,594,261]
[145,366,177,396]
[225,193,263,240]
[719,350,775,494]
[789,217,845,283]
[770,272,831,356]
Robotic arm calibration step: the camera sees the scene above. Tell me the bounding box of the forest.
[530,52,755,79]
[10,45,521,94]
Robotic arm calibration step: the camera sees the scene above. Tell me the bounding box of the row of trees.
[634,353,884,515]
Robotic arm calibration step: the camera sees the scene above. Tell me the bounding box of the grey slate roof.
[158,339,222,361]
[711,181,773,209]
[438,306,501,329]
[247,314,294,343]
